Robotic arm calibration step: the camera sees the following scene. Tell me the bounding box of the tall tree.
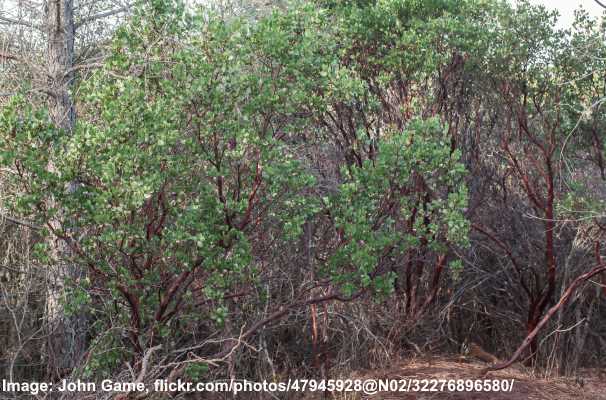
[0,0,133,378]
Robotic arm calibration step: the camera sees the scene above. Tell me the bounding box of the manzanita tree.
[1,0,548,381]
[1,0,323,374]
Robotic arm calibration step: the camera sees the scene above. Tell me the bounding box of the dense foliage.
[1,0,605,387]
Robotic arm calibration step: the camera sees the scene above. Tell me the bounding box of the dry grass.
[304,357,606,400]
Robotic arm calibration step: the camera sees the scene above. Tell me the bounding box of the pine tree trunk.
[44,0,87,379]
[46,0,75,132]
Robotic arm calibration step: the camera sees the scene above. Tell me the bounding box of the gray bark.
[46,0,75,132]
[1,0,132,381]
[44,0,87,379]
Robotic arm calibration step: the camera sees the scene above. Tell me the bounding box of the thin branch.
[0,213,42,230]
[211,289,366,360]
[75,5,133,28]
[0,51,18,61]
[135,345,162,383]
[64,62,104,76]
[482,264,606,374]
[0,15,40,30]
[472,223,531,297]
[0,87,58,99]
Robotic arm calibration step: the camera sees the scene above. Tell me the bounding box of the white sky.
[521,0,605,27]
[1,1,605,29]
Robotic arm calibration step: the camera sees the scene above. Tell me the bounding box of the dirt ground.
[305,357,606,400]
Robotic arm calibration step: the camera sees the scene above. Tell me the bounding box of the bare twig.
[0,15,41,29]
[75,4,134,28]
[0,213,41,230]
[135,345,162,383]
[482,264,606,374]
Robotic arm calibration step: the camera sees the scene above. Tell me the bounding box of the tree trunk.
[44,0,87,379]
[46,0,75,132]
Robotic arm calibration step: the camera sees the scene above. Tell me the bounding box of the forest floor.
[304,357,606,400]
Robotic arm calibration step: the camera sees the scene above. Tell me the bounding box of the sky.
[522,0,605,27]
[1,1,605,29]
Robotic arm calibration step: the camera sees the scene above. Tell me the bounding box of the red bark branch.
[155,270,192,322]
[482,264,606,374]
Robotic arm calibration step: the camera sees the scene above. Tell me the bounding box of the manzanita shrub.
[326,118,469,298]
[0,0,481,375]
